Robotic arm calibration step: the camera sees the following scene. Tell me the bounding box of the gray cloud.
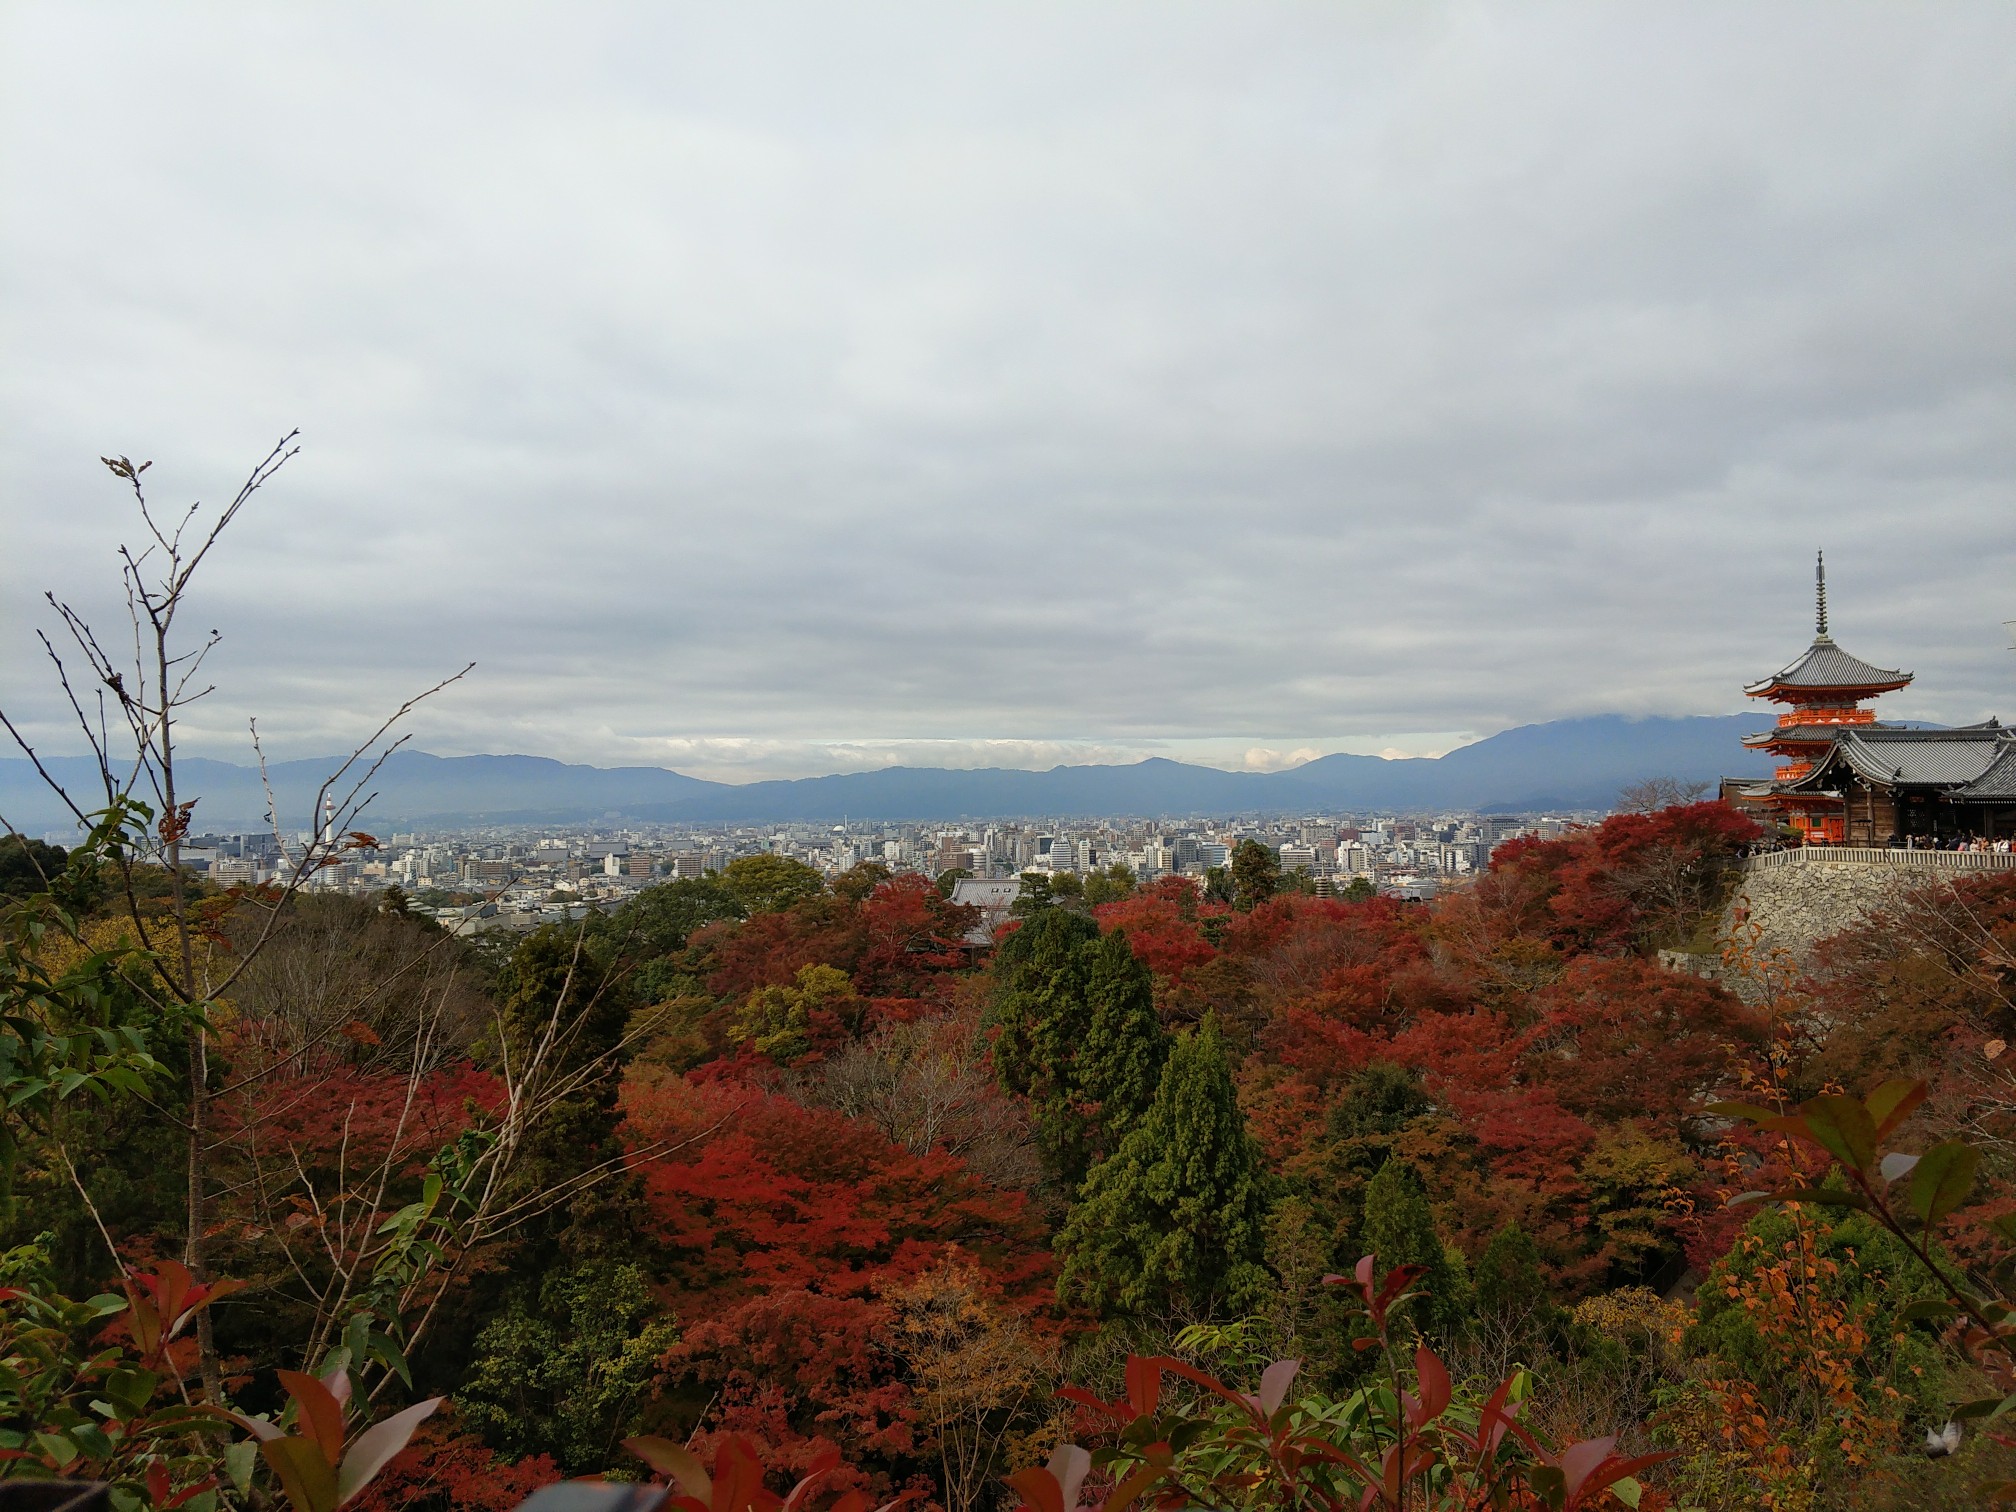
[3,3,2012,782]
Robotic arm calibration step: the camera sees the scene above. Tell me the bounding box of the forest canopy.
[8,791,2016,1511]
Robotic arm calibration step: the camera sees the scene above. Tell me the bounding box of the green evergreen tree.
[459,1260,679,1473]
[1358,1158,1466,1335]
[1263,1195,1353,1368]
[1230,839,1280,911]
[1047,870,1085,902]
[0,834,67,901]
[1692,1204,1950,1430]
[500,925,630,1074]
[989,906,1098,1098]
[1079,930,1166,1153]
[599,876,744,958]
[1327,1061,1432,1144]
[830,860,893,902]
[990,907,1099,1185]
[1057,1016,1271,1317]
[497,925,636,1260]
[1318,1063,1436,1245]
[1472,1220,1560,1346]
[716,853,825,915]
[1082,863,1138,907]
[1009,871,1058,916]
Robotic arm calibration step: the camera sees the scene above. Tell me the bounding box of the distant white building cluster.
[164,806,1591,938]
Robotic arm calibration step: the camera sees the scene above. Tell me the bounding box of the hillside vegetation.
[7,801,2016,1511]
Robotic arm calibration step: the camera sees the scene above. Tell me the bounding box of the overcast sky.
[3,4,2012,782]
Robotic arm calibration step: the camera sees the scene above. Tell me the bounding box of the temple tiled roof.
[1952,740,2016,802]
[1744,636,1913,697]
[1782,727,2009,791]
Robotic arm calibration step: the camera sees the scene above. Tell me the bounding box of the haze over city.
[4,4,2013,782]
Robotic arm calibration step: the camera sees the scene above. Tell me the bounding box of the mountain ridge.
[0,714,1779,830]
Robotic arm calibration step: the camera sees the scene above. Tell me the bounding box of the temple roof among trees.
[1781,726,2010,792]
[1953,739,2016,802]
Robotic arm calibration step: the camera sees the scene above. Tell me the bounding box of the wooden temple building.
[1727,555,2015,844]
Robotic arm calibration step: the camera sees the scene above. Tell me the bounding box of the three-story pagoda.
[1742,554,1912,842]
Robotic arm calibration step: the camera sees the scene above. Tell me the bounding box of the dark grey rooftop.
[1744,636,1912,696]
[1741,719,1902,748]
[1952,741,2016,802]
[1784,726,2011,790]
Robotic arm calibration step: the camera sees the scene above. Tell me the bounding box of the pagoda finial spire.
[1816,550,1829,638]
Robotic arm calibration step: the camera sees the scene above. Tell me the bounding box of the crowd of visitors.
[1884,832,2015,852]
[1744,832,2016,854]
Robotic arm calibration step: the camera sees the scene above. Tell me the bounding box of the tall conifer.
[1229,839,1280,910]
[1079,930,1166,1150]
[1057,1016,1270,1316]
[989,905,1097,1098]
[1473,1220,1560,1349]
[990,906,1099,1184]
[498,925,637,1261]
[1359,1158,1466,1335]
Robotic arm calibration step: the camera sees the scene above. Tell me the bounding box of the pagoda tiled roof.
[1780,726,2008,792]
[1741,720,1898,749]
[1744,636,1912,696]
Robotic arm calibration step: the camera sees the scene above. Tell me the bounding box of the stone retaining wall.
[1711,849,2013,968]
[1720,857,1916,964]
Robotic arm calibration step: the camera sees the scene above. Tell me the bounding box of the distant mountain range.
[0,714,1780,833]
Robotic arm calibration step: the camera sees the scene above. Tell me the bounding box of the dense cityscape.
[176,809,1575,934]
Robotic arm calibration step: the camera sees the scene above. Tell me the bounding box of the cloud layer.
[3,4,2012,781]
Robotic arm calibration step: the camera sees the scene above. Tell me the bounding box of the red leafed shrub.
[1222,894,1417,966]
[214,1061,506,1173]
[622,1069,1052,1485]
[1491,802,1761,955]
[1523,957,1766,1130]
[692,884,973,1050]
[1225,895,1462,1025]
[855,874,979,995]
[694,899,871,1000]
[1255,1005,1394,1097]
[1013,1259,1671,1512]
[623,1072,1050,1304]
[1467,1089,1599,1189]
[348,1420,562,1512]
[626,1434,916,1512]
[1386,1007,1524,1096]
[1094,877,1227,986]
[672,1289,917,1483]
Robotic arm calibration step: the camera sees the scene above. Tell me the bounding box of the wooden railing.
[1740,846,2016,874]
